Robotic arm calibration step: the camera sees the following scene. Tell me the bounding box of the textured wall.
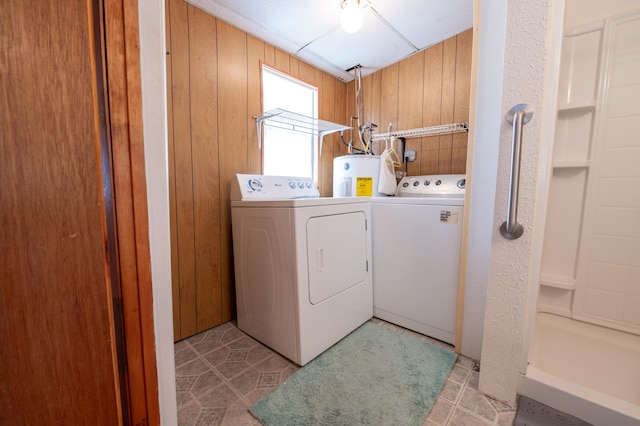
[473,0,558,406]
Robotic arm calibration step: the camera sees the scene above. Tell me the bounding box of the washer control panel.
[396,174,466,197]
[231,174,319,200]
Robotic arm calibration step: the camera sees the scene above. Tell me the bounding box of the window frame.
[260,64,319,184]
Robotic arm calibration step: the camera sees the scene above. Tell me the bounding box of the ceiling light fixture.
[340,0,364,34]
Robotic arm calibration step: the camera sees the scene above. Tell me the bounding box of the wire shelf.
[370,122,469,141]
[254,108,351,151]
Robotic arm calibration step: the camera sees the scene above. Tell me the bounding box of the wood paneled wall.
[345,29,473,175]
[166,0,348,340]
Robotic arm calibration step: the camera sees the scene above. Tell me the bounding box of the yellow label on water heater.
[356,176,373,196]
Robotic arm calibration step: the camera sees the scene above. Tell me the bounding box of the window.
[262,65,319,182]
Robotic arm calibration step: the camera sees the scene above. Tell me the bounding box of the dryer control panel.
[396,174,466,197]
[231,174,319,201]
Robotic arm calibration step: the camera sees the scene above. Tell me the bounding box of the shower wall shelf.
[557,100,597,112]
[540,274,576,291]
[552,160,591,169]
[370,122,469,141]
[254,108,351,153]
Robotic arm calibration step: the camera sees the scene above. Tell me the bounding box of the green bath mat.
[249,321,457,425]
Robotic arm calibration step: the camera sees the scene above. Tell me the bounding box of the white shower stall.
[521,3,640,425]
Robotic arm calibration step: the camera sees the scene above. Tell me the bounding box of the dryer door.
[306,212,368,304]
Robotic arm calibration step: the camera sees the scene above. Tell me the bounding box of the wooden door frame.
[100,0,160,424]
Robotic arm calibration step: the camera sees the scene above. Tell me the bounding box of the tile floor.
[174,318,516,425]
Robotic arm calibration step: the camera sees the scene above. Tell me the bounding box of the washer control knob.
[457,179,466,189]
[402,182,409,188]
[288,181,296,189]
[413,181,420,187]
[297,181,304,189]
[305,180,312,189]
[435,179,442,186]
[423,180,431,186]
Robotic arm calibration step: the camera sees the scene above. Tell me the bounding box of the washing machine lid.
[369,196,464,206]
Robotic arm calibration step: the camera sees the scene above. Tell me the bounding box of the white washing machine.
[370,174,465,345]
[230,174,373,366]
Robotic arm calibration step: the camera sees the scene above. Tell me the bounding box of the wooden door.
[0,0,153,423]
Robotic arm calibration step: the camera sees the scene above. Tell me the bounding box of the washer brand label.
[440,210,458,224]
[356,177,373,196]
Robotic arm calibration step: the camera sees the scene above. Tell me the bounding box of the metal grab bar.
[500,104,533,240]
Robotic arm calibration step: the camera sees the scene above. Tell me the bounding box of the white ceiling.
[185,0,473,82]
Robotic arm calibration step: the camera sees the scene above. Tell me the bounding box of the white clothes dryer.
[370,174,465,345]
[230,174,373,366]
